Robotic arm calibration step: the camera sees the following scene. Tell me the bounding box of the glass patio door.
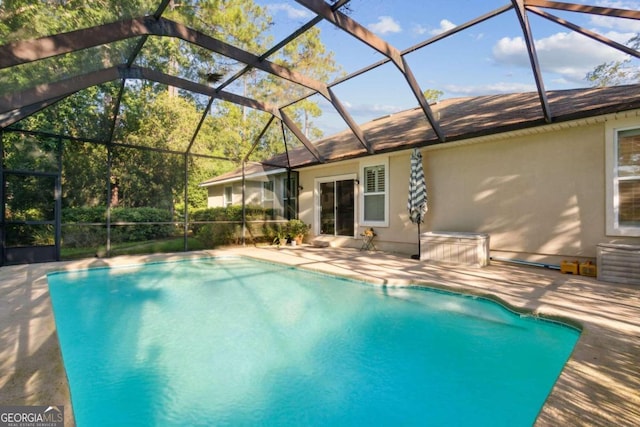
[319,179,355,237]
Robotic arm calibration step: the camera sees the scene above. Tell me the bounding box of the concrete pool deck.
[1,246,639,426]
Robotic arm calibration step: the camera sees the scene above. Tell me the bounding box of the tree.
[586,35,640,87]
[265,26,342,144]
[1,0,344,211]
[423,89,444,103]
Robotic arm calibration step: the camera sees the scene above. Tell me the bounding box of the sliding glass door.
[319,177,355,237]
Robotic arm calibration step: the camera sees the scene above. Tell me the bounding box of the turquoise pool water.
[48,257,579,426]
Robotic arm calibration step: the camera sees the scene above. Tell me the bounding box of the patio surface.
[1,246,639,426]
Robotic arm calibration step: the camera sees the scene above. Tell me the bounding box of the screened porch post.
[242,160,246,246]
[0,131,4,265]
[55,136,62,261]
[183,153,189,252]
[286,168,292,220]
[106,147,112,257]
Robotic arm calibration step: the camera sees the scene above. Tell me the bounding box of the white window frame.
[606,123,640,236]
[262,179,274,202]
[359,157,389,227]
[223,186,233,207]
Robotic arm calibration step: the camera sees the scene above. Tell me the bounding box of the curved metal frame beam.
[524,0,640,19]
[0,16,370,155]
[527,6,640,59]
[0,65,330,163]
[1,0,638,158]
[0,17,327,97]
[512,0,552,123]
[0,96,66,128]
[0,66,279,117]
[294,0,445,142]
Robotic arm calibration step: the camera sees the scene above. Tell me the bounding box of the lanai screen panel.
[12,82,122,142]
[0,2,157,42]
[112,80,205,153]
[0,39,140,94]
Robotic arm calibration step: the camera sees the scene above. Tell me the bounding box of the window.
[361,159,388,226]
[223,186,232,207]
[608,127,640,236]
[262,180,274,201]
[283,175,298,220]
[262,179,275,211]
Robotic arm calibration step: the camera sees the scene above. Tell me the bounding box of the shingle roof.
[202,84,640,185]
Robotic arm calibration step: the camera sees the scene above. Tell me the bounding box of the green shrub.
[62,224,106,248]
[110,207,174,243]
[62,206,175,246]
[62,206,105,223]
[196,223,238,248]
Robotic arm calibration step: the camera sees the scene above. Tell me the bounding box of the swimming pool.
[48,257,579,426]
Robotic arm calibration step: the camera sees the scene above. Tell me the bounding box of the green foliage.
[194,223,237,248]
[189,205,278,246]
[62,206,106,223]
[285,219,310,237]
[190,205,275,222]
[586,34,640,87]
[62,141,108,208]
[110,207,176,242]
[1,0,343,245]
[270,223,288,247]
[62,225,106,249]
[423,89,444,103]
[61,206,175,247]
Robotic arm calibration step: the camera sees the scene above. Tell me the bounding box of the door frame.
[314,173,357,237]
[1,170,61,265]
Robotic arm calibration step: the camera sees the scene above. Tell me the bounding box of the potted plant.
[272,224,287,248]
[286,219,310,245]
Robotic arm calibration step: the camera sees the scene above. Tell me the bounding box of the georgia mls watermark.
[0,406,64,427]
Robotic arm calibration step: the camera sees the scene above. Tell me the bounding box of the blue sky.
[256,0,640,135]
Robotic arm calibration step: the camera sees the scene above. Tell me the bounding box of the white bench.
[420,231,490,268]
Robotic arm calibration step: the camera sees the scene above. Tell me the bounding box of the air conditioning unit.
[596,243,640,285]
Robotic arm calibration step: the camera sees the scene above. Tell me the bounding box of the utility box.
[420,232,490,267]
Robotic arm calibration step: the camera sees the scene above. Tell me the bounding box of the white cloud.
[492,30,633,83]
[430,19,456,36]
[367,16,402,35]
[412,24,428,36]
[266,3,313,20]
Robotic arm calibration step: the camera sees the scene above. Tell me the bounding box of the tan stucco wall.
[423,124,605,264]
[298,154,420,252]
[298,113,640,265]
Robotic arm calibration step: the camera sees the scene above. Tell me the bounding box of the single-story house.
[200,84,640,275]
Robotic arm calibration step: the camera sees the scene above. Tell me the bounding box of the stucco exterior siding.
[298,115,640,265]
[423,124,606,265]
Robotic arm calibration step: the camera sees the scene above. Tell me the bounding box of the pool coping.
[1,246,639,426]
